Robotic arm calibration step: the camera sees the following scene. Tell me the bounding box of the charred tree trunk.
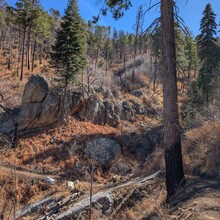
[7,57,11,70]
[12,123,19,148]
[161,0,185,202]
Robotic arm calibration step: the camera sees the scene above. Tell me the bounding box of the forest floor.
[168,177,220,220]
[0,60,219,219]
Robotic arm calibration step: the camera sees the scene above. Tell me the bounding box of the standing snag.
[160,0,185,201]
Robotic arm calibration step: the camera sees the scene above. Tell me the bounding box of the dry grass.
[183,120,220,177]
[0,169,68,219]
[117,181,166,220]
[0,54,219,219]
[0,118,119,171]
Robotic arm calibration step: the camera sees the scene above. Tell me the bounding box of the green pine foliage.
[51,0,87,88]
[197,3,219,101]
[175,23,189,73]
[185,35,199,77]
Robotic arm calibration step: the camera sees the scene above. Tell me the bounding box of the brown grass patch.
[183,120,220,177]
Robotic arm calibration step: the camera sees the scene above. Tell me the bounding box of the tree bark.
[31,39,36,71]
[39,43,43,65]
[26,27,32,71]
[160,0,185,202]
[20,25,26,81]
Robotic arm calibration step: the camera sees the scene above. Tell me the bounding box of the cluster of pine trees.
[0,0,60,80]
[0,1,219,95]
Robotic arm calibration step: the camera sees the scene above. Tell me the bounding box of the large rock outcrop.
[22,74,49,104]
[78,95,151,127]
[0,75,158,136]
[0,75,82,136]
[17,75,63,130]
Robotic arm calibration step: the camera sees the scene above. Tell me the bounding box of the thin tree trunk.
[0,30,3,50]
[161,0,185,202]
[153,60,158,92]
[39,43,43,65]
[17,29,22,77]
[7,57,11,70]
[132,35,138,81]
[27,30,31,70]
[20,25,26,81]
[123,55,126,76]
[31,39,37,71]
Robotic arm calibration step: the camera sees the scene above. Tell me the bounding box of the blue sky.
[7,0,220,37]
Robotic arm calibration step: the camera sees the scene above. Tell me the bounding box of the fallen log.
[14,195,55,219]
[14,171,162,220]
[55,170,162,220]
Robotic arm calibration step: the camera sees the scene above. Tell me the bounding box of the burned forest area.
[0,0,219,219]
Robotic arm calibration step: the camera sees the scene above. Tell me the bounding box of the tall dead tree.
[132,5,144,80]
[160,0,185,201]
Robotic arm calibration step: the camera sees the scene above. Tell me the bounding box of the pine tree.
[197,3,218,101]
[175,22,188,73]
[185,35,198,79]
[8,0,39,80]
[50,0,87,88]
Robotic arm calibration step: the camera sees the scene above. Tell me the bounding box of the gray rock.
[135,137,155,163]
[114,101,126,120]
[79,97,100,122]
[44,177,56,185]
[104,100,114,124]
[131,99,145,115]
[97,102,106,124]
[112,113,120,127]
[39,90,62,126]
[84,137,121,166]
[0,75,86,135]
[66,181,75,189]
[22,75,49,105]
[112,90,121,99]
[17,103,42,129]
[103,88,114,99]
[96,87,114,99]
[70,92,83,115]
[131,89,145,98]
[122,101,135,120]
[0,119,15,134]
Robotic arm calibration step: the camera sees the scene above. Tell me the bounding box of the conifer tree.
[185,35,198,79]
[51,0,87,89]
[8,0,38,80]
[197,3,218,101]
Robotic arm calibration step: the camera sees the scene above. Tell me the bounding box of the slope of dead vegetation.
[0,119,119,171]
[183,120,220,177]
[0,60,219,219]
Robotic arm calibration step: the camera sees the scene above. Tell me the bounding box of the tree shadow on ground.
[169,177,220,207]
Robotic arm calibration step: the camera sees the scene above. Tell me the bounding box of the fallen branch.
[55,170,162,219]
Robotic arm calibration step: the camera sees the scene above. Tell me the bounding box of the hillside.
[0,55,219,219]
[0,0,220,219]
